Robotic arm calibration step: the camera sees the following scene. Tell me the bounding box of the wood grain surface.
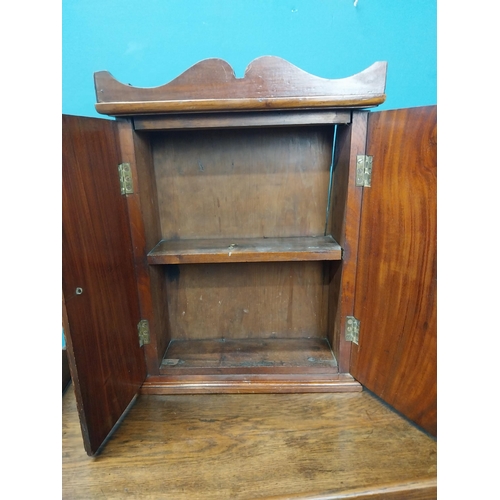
[94,56,387,115]
[164,262,329,341]
[148,235,342,264]
[116,119,170,374]
[152,126,333,240]
[141,373,361,395]
[350,106,437,436]
[133,110,351,131]
[327,112,368,372]
[158,337,338,375]
[62,115,147,455]
[62,386,436,499]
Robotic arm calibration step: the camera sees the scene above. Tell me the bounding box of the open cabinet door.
[62,115,147,455]
[350,106,437,436]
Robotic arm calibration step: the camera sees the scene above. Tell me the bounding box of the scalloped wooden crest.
[94,56,387,115]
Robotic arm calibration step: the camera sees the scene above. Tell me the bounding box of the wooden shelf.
[159,337,338,376]
[148,235,342,264]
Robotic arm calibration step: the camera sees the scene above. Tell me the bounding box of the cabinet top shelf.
[94,56,387,116]
[148,235,342,265]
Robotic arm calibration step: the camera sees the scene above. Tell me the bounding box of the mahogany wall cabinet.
[62,57,436,456]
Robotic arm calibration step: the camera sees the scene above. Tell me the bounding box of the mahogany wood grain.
[133,110,351,130]
[116,120,169,374]
[62,115,147,456]
[164,262,329,341]
[94,57,387,115]
[158,338,337,375]
[141,373,361,394]
[152,126,333,240]
[327,112,368,372]
[98,97,384,116]
[63,388,436,498]
[148,235,341,264]
[350,106,437,436]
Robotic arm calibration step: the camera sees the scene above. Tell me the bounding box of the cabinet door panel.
[350,106,437,436]
[62,115,146,455]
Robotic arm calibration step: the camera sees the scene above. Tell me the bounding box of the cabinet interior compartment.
[137,123,346,376]
[159,260,338,375]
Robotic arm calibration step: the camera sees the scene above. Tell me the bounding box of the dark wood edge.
[148,252,342,265]
[147,236,342,264]
[96,97,386,116]
[62,348,71,393]
[133,110,352,131]
[336,112,369,373]
[62,293,92,455]
[95,57,387,115]
[90,394,139,457]
[141,373,361,394]
[116,120,162,375]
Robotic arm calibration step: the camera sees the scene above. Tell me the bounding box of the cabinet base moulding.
[140,373,362,394]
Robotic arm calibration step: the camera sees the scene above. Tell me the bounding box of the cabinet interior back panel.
[164,262,329,340]
[151,127,334,240]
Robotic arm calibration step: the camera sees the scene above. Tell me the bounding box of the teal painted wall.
[62,0,436,118]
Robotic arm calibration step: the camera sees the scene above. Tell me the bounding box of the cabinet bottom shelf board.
[158,337,338,376]
[141,373,361,395]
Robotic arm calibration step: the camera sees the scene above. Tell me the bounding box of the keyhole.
[76,287,83,295]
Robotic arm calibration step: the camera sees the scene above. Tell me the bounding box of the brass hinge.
[355,155,373,187]
[137,319,150,347]
[118,163,134,195]
[345,316,360,345]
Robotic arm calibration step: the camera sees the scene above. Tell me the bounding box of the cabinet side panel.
[351,106,437,436]
[62,115,147,455]
[117,122,171,373]
[328,114,368,372]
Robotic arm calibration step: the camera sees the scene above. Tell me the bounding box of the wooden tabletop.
[63,385,436,499]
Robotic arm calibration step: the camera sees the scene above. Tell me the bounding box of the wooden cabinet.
[62,57,436,456]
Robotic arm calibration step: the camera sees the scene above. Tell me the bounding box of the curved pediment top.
[94,56,387,116]
[243,55,383,85]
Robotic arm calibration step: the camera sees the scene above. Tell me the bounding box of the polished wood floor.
[62,385,436,499]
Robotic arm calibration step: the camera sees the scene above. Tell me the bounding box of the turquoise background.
[62,0,436,118]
